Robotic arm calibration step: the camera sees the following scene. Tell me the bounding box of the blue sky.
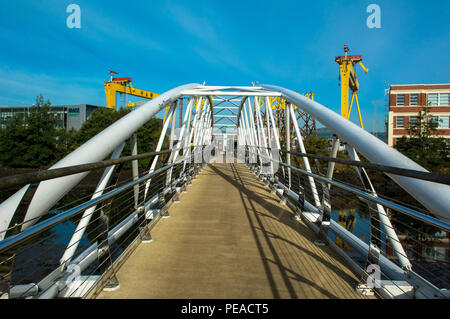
[0,0,449,132]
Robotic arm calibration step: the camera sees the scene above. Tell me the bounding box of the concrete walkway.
[98,163,371,299]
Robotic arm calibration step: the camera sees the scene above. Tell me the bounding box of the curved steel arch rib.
[0,83,201,239]
[259,84,450,221]
[1,82,449,242]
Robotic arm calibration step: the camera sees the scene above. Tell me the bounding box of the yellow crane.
[335,45,369,128]
[104,70,159,109]
[126,100,148,108]
[263,92,314,111]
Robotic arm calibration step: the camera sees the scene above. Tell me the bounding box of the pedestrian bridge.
[0,84,449,299]
[97,163,368,299]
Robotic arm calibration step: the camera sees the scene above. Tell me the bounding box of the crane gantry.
[104,70,159,109]
[335,45,369,129]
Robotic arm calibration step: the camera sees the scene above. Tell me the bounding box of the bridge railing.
[0,84,213,300]
[1,83,449,300]
[0,147,202,299]
[245,145,450,299]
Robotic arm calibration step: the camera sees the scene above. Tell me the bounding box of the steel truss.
[0,84,449,299]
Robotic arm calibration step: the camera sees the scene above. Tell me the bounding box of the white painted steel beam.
[1,81,449,242]
[60,142,125,268]
[0,83,201,234]
[288,103,321,207]
[260,84,450,220]
[182,90,281,97]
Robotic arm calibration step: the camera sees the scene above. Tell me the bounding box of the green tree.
[395,104,449,172]
[0,99,165,168]
[0,114,29,167]
[0,94,62,167]
[290,135,330,170]
[303,135,330,156]
[56,127,77,158]
[70,108,127,151]
[71,107,164,167]
[23,95,60,166]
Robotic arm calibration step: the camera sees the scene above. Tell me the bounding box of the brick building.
[387,84,450,146]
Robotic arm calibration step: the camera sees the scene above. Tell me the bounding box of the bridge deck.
[97,163,371,299]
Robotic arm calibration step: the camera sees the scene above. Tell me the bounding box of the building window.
[396,116,404,128]
[409,116,418,128]
[438,116,450,129]
[410,94,418,106]
[428,93,450,106]
[428,93,439,106]
[396,94,405,106]
[439,93,450,106]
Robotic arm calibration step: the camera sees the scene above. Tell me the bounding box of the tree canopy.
[0,95,164,168]
[0,95,64,167]
[71,107,165,167]
[394,104,449,173]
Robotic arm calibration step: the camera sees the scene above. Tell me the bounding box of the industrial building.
[0,104,103,130]
[387,84,450,146]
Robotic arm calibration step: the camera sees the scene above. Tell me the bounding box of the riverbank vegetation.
[0,95,164,169]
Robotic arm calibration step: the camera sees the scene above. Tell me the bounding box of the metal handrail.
[246,145,450,185]
[0,160,184,254]
[0,148,188,190]
[248,148,450,232]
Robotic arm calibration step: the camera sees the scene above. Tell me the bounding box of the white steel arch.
[259,84,450,221]
[0,83,200,239]
[0,83,449,244]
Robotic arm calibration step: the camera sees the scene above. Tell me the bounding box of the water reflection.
[328,207,449,289]
[11,215,90,286]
